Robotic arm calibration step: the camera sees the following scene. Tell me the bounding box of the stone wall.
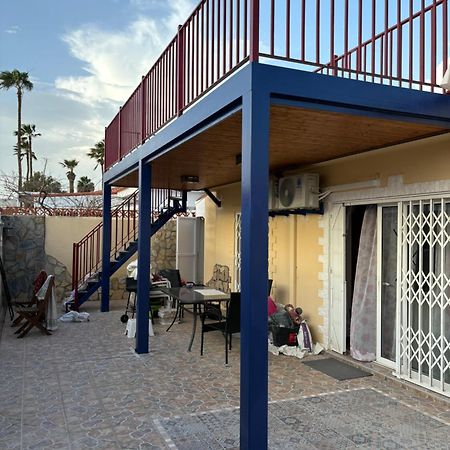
[0,218,6,340]
[151,219,177,274]
[109,219,177,301]
[2,216,46,301]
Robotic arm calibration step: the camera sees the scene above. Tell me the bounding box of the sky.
[0,0,196,193]
[1,0,445,196]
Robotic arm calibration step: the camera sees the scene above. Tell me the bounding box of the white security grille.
[234,213,241,292]
[399,198,450,396]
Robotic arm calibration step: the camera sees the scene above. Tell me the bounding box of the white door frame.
[375,204,399,370]
[328,203,346,354]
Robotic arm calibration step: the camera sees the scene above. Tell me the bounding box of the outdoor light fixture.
[439,67,450,90]
[181,175,199,184]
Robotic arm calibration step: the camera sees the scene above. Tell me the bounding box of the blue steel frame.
[240,90,270,449]
[102,62,450,449]
[136,160,152,354]
[101,182,111,313]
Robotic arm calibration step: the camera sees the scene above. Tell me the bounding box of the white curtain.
[350,206,377,362]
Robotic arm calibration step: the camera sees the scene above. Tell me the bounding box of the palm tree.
[13,140,27,168]
[77,176,95,193]
[0,70,33,190]
[87,139,105,172]
[21,124,41,180]
[14,124,40,181]
[60,159,79,193]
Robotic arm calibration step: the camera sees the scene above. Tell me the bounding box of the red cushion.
[268,296,277,316]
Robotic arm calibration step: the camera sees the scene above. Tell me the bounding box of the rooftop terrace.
[104,0,450,172]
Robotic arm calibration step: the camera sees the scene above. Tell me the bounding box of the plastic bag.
[297,320,313,352]
[59,311,90,322]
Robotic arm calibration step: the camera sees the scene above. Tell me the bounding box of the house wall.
[297,132,450,188]
[200,186,326,344]
[199,132,450,347]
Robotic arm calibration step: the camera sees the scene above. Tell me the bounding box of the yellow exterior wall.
[202,184,241,284]
[201,185,326,343]
[45,217,102,272]
[296,215,324,343]
[300,132,450,188]
[199,132,450,346]
[45,216,129,278]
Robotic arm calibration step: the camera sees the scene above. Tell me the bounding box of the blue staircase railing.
[71,189,186,309]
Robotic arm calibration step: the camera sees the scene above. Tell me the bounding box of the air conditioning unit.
[277,173,319,210]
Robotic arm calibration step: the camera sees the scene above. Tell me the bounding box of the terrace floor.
[0,300,449,450]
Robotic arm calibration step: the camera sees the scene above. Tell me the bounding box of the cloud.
[55,0,195,106]
[4,25,19,34]
[0,0,197,196]
[0,86,113,192]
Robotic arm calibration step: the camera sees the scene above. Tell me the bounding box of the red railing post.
[118,106,122,160]
[177,25,185,116]
[73,243,79,308]
[332,54,338,77]
[103,127,107,173]
[250,0,260,62]
[72,243,76,291]
[141,75,146,145]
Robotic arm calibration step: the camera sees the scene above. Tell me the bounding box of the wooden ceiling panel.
[113,105,447,189]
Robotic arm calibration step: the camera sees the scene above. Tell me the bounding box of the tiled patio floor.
[0,300,448,450]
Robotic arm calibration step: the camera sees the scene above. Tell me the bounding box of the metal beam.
[240,89,270,449]
[203,188,221,207]
[104,65,252,185]
[253,64,450,128]
[101,183,111,312]
[136,160,152,354]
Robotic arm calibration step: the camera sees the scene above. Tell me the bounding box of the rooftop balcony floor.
[1,301,449,449]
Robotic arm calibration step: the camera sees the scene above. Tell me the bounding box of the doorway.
[344,205,397,367]
[345,206,366,352]
[376,205,398,369]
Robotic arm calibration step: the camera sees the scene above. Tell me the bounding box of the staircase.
[70,189,186,310]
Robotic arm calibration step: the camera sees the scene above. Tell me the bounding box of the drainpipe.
[289,215,297,305]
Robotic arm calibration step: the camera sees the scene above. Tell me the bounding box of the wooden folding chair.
[14,275,55,339]
[12,270,48,327]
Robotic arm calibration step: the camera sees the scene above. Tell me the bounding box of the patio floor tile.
[0,299,448,449]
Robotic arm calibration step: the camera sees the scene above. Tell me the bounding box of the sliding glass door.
[377,205,398,368]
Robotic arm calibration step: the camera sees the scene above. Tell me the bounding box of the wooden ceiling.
[114,105,447,189]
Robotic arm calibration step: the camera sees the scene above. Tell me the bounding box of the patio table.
[159,286,230,352]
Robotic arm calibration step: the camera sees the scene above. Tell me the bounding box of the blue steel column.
[240,88,270,449]
[136,160,151,354]
[101,182,111,312]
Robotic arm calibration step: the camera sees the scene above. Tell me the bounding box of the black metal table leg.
[166,303,181,332]
[187,304,198,352]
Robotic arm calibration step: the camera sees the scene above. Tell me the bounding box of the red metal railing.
[71,189,181,301]
[313,0,447,92]
[105,0,253,170]
[0,207,105,217]
[105,0,449,170]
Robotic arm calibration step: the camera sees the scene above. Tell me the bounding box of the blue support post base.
[240,88,270,450]
[101,183,112,312]
[135,160,151,354]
